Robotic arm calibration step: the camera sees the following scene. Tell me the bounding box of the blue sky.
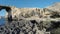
[0,0,60,16]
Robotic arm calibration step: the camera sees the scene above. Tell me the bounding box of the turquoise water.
[0,18,5,25]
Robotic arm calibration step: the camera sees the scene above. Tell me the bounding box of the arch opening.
[0,9,6,25]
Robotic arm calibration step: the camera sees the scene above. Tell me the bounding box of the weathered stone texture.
[1,2,60,34]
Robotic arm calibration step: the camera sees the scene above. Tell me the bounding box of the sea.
[0,18,5,25]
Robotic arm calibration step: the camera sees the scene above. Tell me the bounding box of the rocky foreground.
[0,2,60,34]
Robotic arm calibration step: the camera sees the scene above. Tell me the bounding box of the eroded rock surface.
[0,2,60,34]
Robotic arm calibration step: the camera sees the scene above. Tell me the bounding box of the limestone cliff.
[5,2,60,20]
[1,2,60,34]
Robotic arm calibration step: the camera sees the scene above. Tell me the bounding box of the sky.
[0,0,60,16]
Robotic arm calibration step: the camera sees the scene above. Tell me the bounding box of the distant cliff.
[5,2,60,20]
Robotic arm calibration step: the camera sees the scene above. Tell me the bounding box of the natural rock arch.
[0,5,12,22]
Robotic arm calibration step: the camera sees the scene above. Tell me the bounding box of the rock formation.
[0,2,60,34]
